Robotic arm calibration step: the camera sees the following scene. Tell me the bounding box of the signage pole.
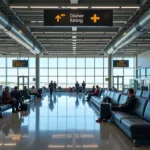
[108,55,112,89]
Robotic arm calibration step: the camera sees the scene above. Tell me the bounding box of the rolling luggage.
[99,103,111,120]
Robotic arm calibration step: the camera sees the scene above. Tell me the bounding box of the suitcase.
[99,103,110,120]
[21,103,30,111]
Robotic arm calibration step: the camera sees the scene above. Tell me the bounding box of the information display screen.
[13,60,28,67]
[44,9,113,26]
[113,60,129,67]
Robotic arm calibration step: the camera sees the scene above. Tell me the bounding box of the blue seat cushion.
[0,104,12,111]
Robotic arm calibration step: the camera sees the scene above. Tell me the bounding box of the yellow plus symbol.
[91,14,100,23]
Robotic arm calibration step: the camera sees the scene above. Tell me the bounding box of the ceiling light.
[121,6,139,9]
[62,6,88,9]
[18,30,22,34]
[31,21,37,23]
[37,21,43,23]
[113,21,126,23]
[30,6,59,9]
[91,6,120,9]
[10,6,28,8]
[48,145,65,148]
[72,36,77,39]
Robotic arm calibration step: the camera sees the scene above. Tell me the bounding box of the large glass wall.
[112,57,136,89]
[40,57,108,88]
[0,57,36,88]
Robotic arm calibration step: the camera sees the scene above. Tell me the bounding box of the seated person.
[96,88,136,123]
[86,85,100,101]
[85,86,95,95]
[23,86,28,91]
[10,86,23,110]
[111,88,136,112]
[2,87,18,113]
[30,86,39,98]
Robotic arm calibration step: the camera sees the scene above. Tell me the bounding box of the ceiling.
[0,0,150,56]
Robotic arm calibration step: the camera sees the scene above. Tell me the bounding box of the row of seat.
[0,90,32,116]
[91,90,150,146]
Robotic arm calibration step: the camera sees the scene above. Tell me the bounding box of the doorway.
[113,76,124,91]
[18,76,29,90]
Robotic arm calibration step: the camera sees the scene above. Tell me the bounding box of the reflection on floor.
[0,92,149,150]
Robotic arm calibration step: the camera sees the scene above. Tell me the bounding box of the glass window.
[58,58,66,68]
[67,58,76,68]
[18,69,28,76]
[29,58,35,67]
[49,77,57,83]
[86,69,94,76]
[7,69,17,76]
[95,77,103,83]
[124,77,133,88]
[49,58,57,68]
[86,77,94,84]
[86,58,94,68]
[104,69,108,76]
[7,77,17,88]
[124,69,134,76]
[49,69,57,76]
[77,58,85,68]
[58,77,66,88]
[125,57,134,67]
[40,69,48,76]
[95,58,103,68]
[29,77,35,87]
[141,68,145,76]
[0,69,6,76]
[0,77,6,85]
[58,69,66,76]
[77,69,85,76]
[147,68,150,76]
[40,58,48,68]
[76,77,85,83]
[40,77,48,87]
[67,77,76,88]
[7,57,17,67]
[104,58,108,68]
[0,58,6,67]
[29,69,35,76]
[67,69,75,76]
[113,68,123,76]
[95,69,103,76]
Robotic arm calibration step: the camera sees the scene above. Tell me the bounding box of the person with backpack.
[82,81,86,92]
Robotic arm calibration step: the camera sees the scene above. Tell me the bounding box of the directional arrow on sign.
[55,15,61,22]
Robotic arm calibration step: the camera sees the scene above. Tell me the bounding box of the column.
[36,54,40,89]
[108,55,112,89]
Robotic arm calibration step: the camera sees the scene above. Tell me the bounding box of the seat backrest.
[143,100,150,122]
[112,93,121,104]
[106,91,111,97]
[118,94,128,105]
[132,98,148,118]
[20,90,30,100]
[103,90,108,97]
[109,92,115,99]
[141,91,150,99]
[135,90,143,98]
[123,89,128,94]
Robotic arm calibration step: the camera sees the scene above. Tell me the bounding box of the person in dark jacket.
[86,85,100,101]
[2,87,17,113]
[49,81,54,96]
[96,88,136,123]
[82,81,86,92]
[11,86,23,110]
[111,88,136,112]
[54,81,57,92]
[85,86,95,95]
[75,81,79,94]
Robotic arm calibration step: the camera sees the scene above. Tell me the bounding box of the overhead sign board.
[44,10,113,26]
[113,60,129,67]
[13,60,28,67]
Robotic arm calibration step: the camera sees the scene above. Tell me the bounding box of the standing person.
[82,81,86,92]
[49,81,54,96]
[86,85,100,101]
[75,81,79,94]
[2,87,17,113]
[54,81,57,92]
[11,86,23,110]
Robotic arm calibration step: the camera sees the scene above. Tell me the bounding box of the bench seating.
[91,90,150,146]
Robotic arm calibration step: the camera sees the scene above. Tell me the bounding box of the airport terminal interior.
[0,0,150,149]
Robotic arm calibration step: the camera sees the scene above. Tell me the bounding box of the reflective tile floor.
[0,92,149,150]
